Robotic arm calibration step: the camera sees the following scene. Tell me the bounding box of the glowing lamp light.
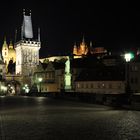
[124,53,134,62]
[23,84,30,93]
[25,88,30,93]
[38,77,42,82]
[25,84,28,87]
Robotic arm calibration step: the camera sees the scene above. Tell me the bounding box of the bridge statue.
[64,56,71,90]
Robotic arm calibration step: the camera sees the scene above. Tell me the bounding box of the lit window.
[102,83,105,88]
[135,66,138,71]
[131,66,138,71]
[77,83,80,88]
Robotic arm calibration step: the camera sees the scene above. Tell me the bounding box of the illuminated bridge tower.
[15,10,41,77]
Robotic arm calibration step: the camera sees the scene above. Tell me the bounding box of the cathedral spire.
[9,40,13,49]
[73,42,77,55]
[82,35,85,43]
[2,36,8,49]
[90,41,92,48]
[14,29,17,44]
[4,36,7,44]
[10,40,12,44]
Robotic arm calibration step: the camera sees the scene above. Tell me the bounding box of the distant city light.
[124,53,134,62]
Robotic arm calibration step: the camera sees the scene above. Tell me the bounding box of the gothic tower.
[15,10,41,76]
[8,41,16,63]
[2,37,9,65]
[73,43,77,55]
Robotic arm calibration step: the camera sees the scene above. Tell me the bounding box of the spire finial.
[21,25,23,40]
[4,36,6,42]
[9,40,13,49]
[38,27,40,42]
[23,9,25,15]
[90,41,92,47]
[10,40,12,45]
[14,29,17,44]
[82,35,85,43]
[30,10,31,16]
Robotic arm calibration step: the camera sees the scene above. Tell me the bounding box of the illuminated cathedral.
[73,37,107,58]
[2,38,16,70]
[73,37,88,57]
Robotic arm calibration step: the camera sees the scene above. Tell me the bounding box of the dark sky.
[0,1,140,57]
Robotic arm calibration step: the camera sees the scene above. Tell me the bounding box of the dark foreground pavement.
[0,96,140,140]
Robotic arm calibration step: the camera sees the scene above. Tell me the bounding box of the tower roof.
[82,35,85,43]
[22,10,33,39]
[9,41,14,49]
[2,37,8,49]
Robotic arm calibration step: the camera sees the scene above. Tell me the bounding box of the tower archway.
[6,80,21,96]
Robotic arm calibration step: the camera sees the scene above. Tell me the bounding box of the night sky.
[0,1,140,57]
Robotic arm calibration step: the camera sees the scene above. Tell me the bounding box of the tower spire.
[21,24,23,40]
[22,9,33,39]
[82,35,85,43]
[14,29,17,44]
[90,41,92,48]
[23,9,25,15]
[30,10,31,16]
[4,36,6,43]
[38,27,40,42]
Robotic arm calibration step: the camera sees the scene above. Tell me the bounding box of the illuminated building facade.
[33,61,65,92]
[2,38,16,70]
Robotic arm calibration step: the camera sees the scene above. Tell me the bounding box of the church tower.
[8,41,16,63]
[2,37,9,65]
[73,43,77,55]
[15,10,41,76]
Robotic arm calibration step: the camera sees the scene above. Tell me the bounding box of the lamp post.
[124,52,134,94]
[38,77,42,93]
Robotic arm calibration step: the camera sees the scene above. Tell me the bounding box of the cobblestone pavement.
[0,96,140,140]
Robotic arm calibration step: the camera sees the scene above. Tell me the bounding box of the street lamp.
[124,52,134,62]
[22,84,30,94]
[38,77,42,93]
